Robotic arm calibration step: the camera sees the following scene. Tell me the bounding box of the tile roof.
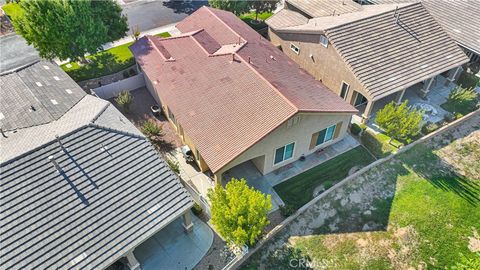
[286,0,362,17]
[0,124,192,269]
[131,6,356,173]
[367,0,480,55]
[265,9,309,30]
[0,60,193,268]
[0,61,86,131]
[0,34,40,75]
[268,2,469,100]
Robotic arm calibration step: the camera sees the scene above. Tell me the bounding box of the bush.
[375,101,423,142]
[166,158,180,174]
[441,87,479,115]
[114,90,133,112]
[192,203,203,216]
[421,122,440,135]
[279,204,296,217]
[444,112,456,122]
[361,130,393,159]
[457,70,480,89]
[142,119,163,138]
[323,181,333,189]
[122,70,130,79]
[350,123,362,135]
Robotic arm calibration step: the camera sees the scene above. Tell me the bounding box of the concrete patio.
[134,213,213,270]
[223,135,360,212]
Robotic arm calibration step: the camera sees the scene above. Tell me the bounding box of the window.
[354,92,368,107]
[315,124,336,146]
[274,142,295,165]
[320,35,328,47]
[290,43,300,54]
[340,82,349,100]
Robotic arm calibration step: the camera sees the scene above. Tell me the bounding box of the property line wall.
[91,73,146,99]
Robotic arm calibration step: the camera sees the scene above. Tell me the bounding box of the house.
[266,0,469,122]
[130,6,357,183]
[364,0,480,61]
[0,38,194,269]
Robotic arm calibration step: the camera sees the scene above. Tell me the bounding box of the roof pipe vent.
[48,155,62,172]
[396,12,401,24]
[0,128,7,138]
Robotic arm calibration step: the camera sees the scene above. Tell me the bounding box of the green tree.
[208,0,249,15]
[115,91,133,113]
[208,178,272,246]
[375,100,423,142]
[13,0,128,62]
[250,0,277,21]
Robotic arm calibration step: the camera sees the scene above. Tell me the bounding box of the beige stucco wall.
[215,112,352,180]
[269,29,371,105]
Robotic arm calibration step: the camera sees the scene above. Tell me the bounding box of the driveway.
[134,213,214,270]
[122,0,207,32]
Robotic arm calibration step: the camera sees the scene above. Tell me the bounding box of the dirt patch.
[468,228,480,252]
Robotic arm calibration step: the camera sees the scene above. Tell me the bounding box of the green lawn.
[239,12,272,30]
[274,146,375,210]
[61,32,171,82]
[2,2,24,23]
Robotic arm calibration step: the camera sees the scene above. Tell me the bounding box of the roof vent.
[29,105,36,112]
[43,65,50,70]
[35,82,42,87]
[53,76,60,81]
[71,253,87,265]
[51,99,58,105]
[270,55,276,61]
[0,128,7,138]
[66,89,73,94]
[0,112,4,120]
[48,155,62,172]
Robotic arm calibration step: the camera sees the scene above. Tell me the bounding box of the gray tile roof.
[0,124,193,269]
[0,34,40,75]
[325,3,469,100]
[365,0,480,55]
[286,0,362,17]
[266,9,308,30]
[0,61,85,131]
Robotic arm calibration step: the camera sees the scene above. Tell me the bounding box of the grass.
[360,130,400,159]
[274,146,375,210]
[61,32,171,82]
[155,32,171,38]
[243,128,480,269]
[239,12,272,30]
[2,2,24,23]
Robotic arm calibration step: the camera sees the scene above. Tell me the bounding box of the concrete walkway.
[225,135,360,212]
[134,213,213,270]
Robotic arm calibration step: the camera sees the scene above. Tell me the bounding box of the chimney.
[48,155,62,172]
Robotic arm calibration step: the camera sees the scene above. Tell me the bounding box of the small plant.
[166,158,180,174]
[131,25,141,41]
[192,203,203,216]
[122,70,130,79]
[421,121,440,135]
[323,181,333,189]
[115,90,133,113]
[279,204,295,217]
[444,112,456,122]
[350,123,362,135]
[142,119,163,138]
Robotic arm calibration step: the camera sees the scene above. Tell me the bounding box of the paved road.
[122,0,208,32]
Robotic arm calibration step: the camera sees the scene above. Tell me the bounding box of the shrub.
[114,90,133,112]
[323,180,333,189]
[279,204,296,217]
[359,124,367,130]
[350,123,362,135]
[444,112,456,122]
[142,119,163,138]
[421,122,440,135]
[192,203,203,216]
[361,130,393,159]
[122,70,130,79]
[128,68,136,76]
[441,87,478,115]
[166,158,180,174]
[375,101,423,143]
[208,178,272,246]
[457,70,480,89]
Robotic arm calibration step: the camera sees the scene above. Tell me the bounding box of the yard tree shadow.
[67,52,134,82]
[162,0,208,15]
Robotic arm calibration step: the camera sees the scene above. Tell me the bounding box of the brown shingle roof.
[131,7,356,173]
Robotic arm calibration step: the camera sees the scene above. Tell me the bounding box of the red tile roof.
[130,6,356,173]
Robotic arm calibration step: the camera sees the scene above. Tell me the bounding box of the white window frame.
[273,142,296,166]
[320,35,328,48]
[315,124,337,148]
[290,43,300,55]
[340,81,350,100]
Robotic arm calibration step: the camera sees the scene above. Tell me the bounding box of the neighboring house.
[130,6,357,183]
[0,38,193,269]
[266,0,469,122]
[364,0,480,61]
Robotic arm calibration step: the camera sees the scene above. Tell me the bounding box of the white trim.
[290,43,300,54]
[340,81,350,100]
[314,124,336,149]
[273,141,296,166]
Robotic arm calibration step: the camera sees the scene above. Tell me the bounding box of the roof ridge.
[203,7,247,43]
[88,123,145,140]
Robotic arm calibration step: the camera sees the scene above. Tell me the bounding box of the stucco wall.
[269,29,370,105]
[215,112,352,179]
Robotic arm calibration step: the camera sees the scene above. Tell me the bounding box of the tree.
[208,178,272,246]
[115,91,133,113]
[13,0,128,62]
[208,0,249,15]
[250,0,277,21]
[375,100,423,142]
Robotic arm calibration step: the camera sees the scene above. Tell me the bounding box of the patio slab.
[224,135,360,212]
[134,213,213,270]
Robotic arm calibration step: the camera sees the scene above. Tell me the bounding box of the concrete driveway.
[134,213,213,270]
[122,0,207,32]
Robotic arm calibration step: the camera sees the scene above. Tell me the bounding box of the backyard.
[242,113,480,269]
[274,146,375,210]
[239,11,272,30]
